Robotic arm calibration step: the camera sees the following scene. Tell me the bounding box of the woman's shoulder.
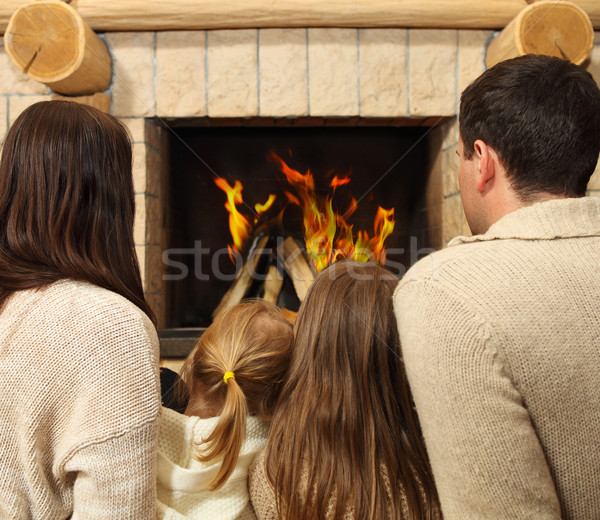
[35,279,156,339]
[4,279,159,363]
[43,279,150,319]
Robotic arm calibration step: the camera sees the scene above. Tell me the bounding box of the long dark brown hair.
[0,100,155,323]
[264,260,438,519]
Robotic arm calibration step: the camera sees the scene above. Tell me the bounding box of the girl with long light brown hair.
[0,100,160,519]
[249,260,439,519]
[157,300,293,519]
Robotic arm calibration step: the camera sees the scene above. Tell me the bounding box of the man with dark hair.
[394,54,600,519]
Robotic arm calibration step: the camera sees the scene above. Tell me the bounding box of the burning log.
[278,237,314,302]
[212,233,314,322]
[261,264,284,305]
[211,234,270,320]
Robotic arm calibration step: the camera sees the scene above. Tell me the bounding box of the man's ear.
[473,139,496,194]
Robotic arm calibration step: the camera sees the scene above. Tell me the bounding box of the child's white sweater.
[157,406,269,520]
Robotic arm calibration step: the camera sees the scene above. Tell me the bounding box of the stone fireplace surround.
[1,27,599,329]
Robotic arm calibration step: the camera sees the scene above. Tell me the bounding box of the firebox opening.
[160,120,439,330]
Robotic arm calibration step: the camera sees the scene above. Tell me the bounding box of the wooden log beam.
[6,1,112,95]
[486,1,594,68]
[1,0,600,34]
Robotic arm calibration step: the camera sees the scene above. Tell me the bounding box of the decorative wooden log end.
[486,1,594,69]
[5,0,112,95]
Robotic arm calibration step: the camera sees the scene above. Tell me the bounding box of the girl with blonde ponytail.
[157,300,293,519]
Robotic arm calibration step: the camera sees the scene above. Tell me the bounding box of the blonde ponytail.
[196,374,248,490]
[179,300,293,492]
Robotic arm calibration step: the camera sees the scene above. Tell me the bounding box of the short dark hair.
[460,54,600,200]
[0,100,155,323]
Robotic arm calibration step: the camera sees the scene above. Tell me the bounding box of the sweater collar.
[449,197,600,246]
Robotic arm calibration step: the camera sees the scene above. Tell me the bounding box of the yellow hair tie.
[223,371,235,384]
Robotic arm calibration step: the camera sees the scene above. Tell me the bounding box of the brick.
[359,29,408,117]
[442,117,459,151]
[143,244,164,294]
[207,30,258,117]
[157,31,207,117]
[145,195,162,246]
[135,246,146,278]
[132,143,147,193]
[441,146,459,196]
[259,29,308,117]
[8,95,52,126]
[134,193,147,245]
[121,117,146,143]
[409,29,457,117]
[145,146,162,198]
[106,32,156,117]
[308,29,359,116]
[458,30,491,97]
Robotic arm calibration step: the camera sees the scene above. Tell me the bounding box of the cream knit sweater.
[0,280,161,519]
[394,197,600,520]
[157,406,268,520]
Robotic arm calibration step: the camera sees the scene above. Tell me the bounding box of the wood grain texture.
[486,1,594,67]
[5,0,111,94]
[1,0,600,34]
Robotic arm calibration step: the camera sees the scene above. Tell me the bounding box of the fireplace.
[120,27,501,342]
[157,119,443,329]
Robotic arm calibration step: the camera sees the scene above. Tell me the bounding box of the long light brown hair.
[264,260,439,519]
[0,100,154,323]
[180,300,293,490]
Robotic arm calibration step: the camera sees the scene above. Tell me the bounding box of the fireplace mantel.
[1,0,600,34]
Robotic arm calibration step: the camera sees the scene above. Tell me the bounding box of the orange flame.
[271,152,395,271]
[214,177,252,261]
[330,175,351,189]
[255,194,276,217]
[216,154,396,271]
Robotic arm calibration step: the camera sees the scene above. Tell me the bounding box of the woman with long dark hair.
[0,101,160,519]
[249,260,439,519]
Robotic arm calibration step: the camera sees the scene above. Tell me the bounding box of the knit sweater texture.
[0,279,161,519]
[157,406,268,520]
[394,197,600,520]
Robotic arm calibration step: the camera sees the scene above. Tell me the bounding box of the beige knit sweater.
[157,407,268,520]
[0,280,161,519]
[394,197,600,520]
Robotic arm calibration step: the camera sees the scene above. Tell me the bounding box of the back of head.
[0,100,153,321]
[460,54,600,201]
[180,300,293,490]
[265,260,437,520]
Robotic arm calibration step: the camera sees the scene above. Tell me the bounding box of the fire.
[255,194,276,216]
[214,178,252,261]
[330,175,351,189]
[215,153,395,271]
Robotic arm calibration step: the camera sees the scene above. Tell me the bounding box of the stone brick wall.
[1,28,599,327]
